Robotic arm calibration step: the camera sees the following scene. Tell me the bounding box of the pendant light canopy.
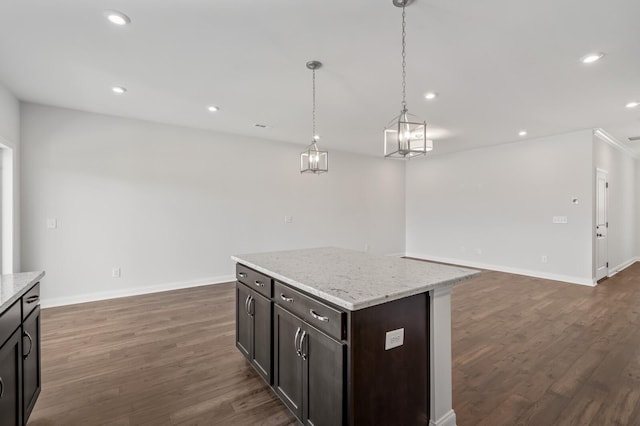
[300,60,329,174]
[384,0,433,159]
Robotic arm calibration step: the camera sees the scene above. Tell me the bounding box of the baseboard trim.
[429,409,457,426]
[386,251,407,258]
[608,257,639,278]
[405,253,596,287]
[41,274,236,308]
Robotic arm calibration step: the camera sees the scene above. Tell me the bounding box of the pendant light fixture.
[384,0,433,158]
[300,60,329,174]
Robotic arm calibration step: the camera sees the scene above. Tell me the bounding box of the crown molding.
[593,128,640,159]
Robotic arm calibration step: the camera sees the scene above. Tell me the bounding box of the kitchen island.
[232,248,478,426]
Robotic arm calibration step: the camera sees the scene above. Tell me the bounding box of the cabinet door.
[274,305,303,419]
[236,283,251,358]
[302,325,345,426]
[250,291,272,383]
[0,329,22,426]
[22,306,41,423]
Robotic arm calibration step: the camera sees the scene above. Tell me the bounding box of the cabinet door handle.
[310,309,329,322]
[23,331,33,359]
[245,295,251,315]
[249,296,255,316]
[294,327,302,357]
[26,295,40,304]
[254,280,264,288]
[300,331,307,360]
[0,376,4,399]
[280,294,294,303]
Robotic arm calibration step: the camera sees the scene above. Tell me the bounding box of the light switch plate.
[385,328,404,350]
[46,218,57,229]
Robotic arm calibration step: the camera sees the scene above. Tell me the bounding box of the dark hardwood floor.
[29,263,640,425]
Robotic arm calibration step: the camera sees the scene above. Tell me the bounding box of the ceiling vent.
[628,136,640,142]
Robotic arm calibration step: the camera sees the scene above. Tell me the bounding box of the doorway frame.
[594,167,608,282]
[0,136,14,274]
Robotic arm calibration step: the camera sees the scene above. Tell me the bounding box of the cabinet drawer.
[0,300,21,347]
[22,283,41,320]
[274,281,345,341]
[236,264,272,298]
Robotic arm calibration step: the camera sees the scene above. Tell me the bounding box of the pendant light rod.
[400,2,407,111]
[306,61,322,141]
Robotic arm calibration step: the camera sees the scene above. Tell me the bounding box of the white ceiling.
[1,0,639,157]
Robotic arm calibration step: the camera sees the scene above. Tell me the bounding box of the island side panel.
[349,292,430,425]
[429,284,457,426]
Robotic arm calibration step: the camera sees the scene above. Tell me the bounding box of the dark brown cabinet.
[274,305,345,426]
[235,282,272,383]
[0,280,42,426]
[273,305,303,418]
[0,328,23,426]
[22,306,41,422]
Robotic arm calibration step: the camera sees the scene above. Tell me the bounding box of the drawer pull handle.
[245,295,252,316]
[238,272,247,278]
[300,331,308,360]
[0,377,4,399]
[280,294,294,303]
[254,280,264,288]
[294,327,302,356]
[310,309,329,322]
[23,331,33,359]
[26,295,39,304]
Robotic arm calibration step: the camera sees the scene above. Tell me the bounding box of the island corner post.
[429,283,457,426]
[232,247,479,426]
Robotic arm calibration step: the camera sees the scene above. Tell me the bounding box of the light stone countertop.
[0,271,45,312]
[231,247,479,311]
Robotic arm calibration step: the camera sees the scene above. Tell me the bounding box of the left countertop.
[0,271,45,312]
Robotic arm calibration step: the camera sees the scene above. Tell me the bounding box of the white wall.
[406,130,595,285]
[0,82,20,272]
[593,135,637,274]
[20,103,406,306]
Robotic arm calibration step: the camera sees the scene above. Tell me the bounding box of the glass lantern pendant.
[384,109,432,158]
[300,140,328,173]
[301,60,328,174]
[384,0,433,159]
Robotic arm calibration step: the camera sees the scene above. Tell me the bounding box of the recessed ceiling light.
[626,101,639,109]
[518,130,527,137]
[111,86,127,94]
[207,106,220,112]
[105,10,131,26]
[425,92,438,100]
[581,52,604,64]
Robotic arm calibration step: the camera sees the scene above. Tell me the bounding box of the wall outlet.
[475,248,483,255]
[552,216,568,224]
[284,215,293,224]
[46,218,57,229]
[541,255,548,263]
[385,328,404,351]
[364,244,369,252]
[112,268,121,278]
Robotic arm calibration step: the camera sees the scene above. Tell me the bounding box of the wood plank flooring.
[28,263,640,425]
